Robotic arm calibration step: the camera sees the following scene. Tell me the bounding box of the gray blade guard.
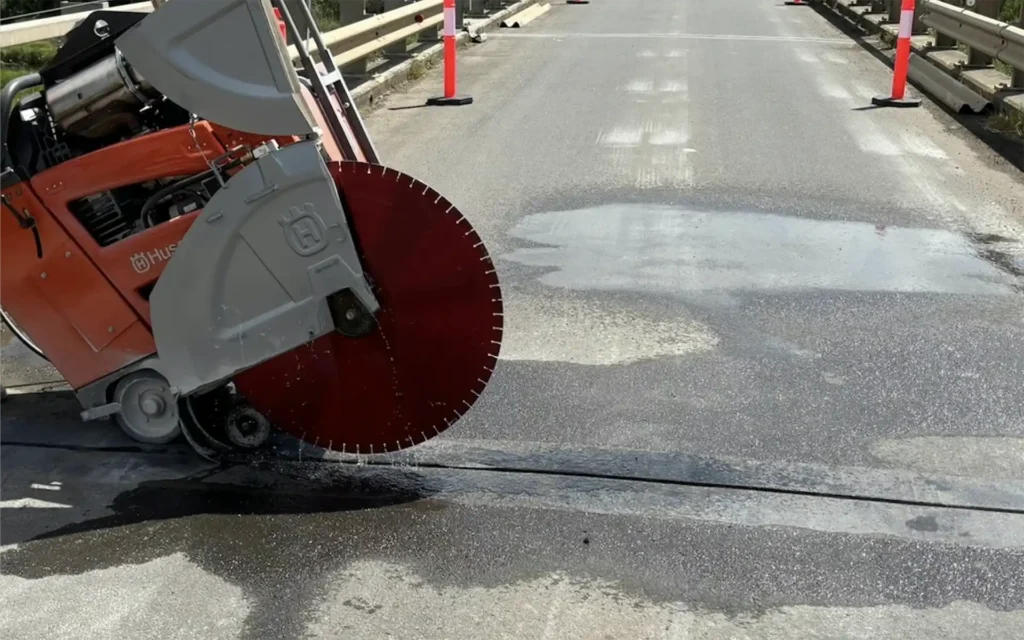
[116,0,315,136]
[149,140,379,395]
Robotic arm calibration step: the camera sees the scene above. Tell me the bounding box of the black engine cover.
[40,10,146,86]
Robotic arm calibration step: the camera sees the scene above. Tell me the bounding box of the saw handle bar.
[0,74,44,171]
[1,192,43,259]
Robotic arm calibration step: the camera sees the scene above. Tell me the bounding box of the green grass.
[1,66,34,87]
[1,41,55,102]
[0,41,57,68]
[1000,0,1022,24]
[989,109,1024,139]
[1,66,40,102]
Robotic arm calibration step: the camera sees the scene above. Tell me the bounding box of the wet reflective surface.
[504,205,1021,296]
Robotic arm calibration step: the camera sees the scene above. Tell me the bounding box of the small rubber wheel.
[113,371,181,444]
[224,405,271,450]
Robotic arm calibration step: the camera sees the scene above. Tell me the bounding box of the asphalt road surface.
[3,1,1024,638]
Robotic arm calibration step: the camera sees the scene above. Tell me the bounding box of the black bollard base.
[871,95,922,108]
[427,95,474,106]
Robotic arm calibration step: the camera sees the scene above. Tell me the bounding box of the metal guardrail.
[918,0,1024,86]
[0,2,152,46]
[0,0,445,78]
[305,0,444,73]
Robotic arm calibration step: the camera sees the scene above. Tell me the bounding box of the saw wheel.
[231,161,503,455]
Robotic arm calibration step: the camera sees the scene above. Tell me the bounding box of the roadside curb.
[351,0,541,109]
[813,0,1024,125]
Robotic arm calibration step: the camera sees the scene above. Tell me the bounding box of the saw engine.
[0,0,503,461]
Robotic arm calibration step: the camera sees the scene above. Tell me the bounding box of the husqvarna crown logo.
[280,203,328,256]
[130,243,178,274]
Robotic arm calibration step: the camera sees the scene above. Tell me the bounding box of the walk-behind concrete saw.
[0,0,503,462]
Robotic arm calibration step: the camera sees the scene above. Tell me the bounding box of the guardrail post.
[1014,2,1024,88]
[886,0,900,22]
[465,0,502,18]
[380,0,418,58]
[932,0,957,49]
[337,1,372,78]
[965,0,1000,67]
[339,0,367,26]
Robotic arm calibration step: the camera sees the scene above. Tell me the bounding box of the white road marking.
[824,51,849,65]
[854,82,878,100]
[819,80,852,101]
[624,79,654,93]
[848,116,904,156]
[597,125,644,147]
[649,127,690,146]
[657,79,687,93]
[898,131,949,159]
[0,498,71,509]
[898,155,959,216]
[637,49,687,59]
[621,79,687,95]
[795,48,820,64]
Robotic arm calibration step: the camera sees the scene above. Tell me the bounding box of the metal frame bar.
[270,0,380,164]
[283,0,381,162]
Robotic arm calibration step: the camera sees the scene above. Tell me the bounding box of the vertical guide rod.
[270,0,380,164]
[270,0,360,161]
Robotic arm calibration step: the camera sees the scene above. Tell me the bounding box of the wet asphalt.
[3,1,1024,638]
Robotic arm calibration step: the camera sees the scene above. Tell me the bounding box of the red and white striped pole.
[871,0,922,108]
[427,0,473,106]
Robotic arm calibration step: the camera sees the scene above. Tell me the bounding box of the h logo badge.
[280,203,328,257]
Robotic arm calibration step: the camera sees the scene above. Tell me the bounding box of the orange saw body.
[0,0,502,459]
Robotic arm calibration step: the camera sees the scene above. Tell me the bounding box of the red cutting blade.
[231,161,503,454]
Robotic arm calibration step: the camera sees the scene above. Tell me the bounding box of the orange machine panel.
[1,183,157,390]
[94,213,198,323]
[30,123,225,322]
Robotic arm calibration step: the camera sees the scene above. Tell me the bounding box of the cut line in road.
[5,436,1024,515]
[489,32,853,44]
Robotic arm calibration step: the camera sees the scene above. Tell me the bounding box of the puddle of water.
[503,205,1019,296]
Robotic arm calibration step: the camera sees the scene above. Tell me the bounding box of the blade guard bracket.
[116,0,315,137]
[149,140,378,396]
